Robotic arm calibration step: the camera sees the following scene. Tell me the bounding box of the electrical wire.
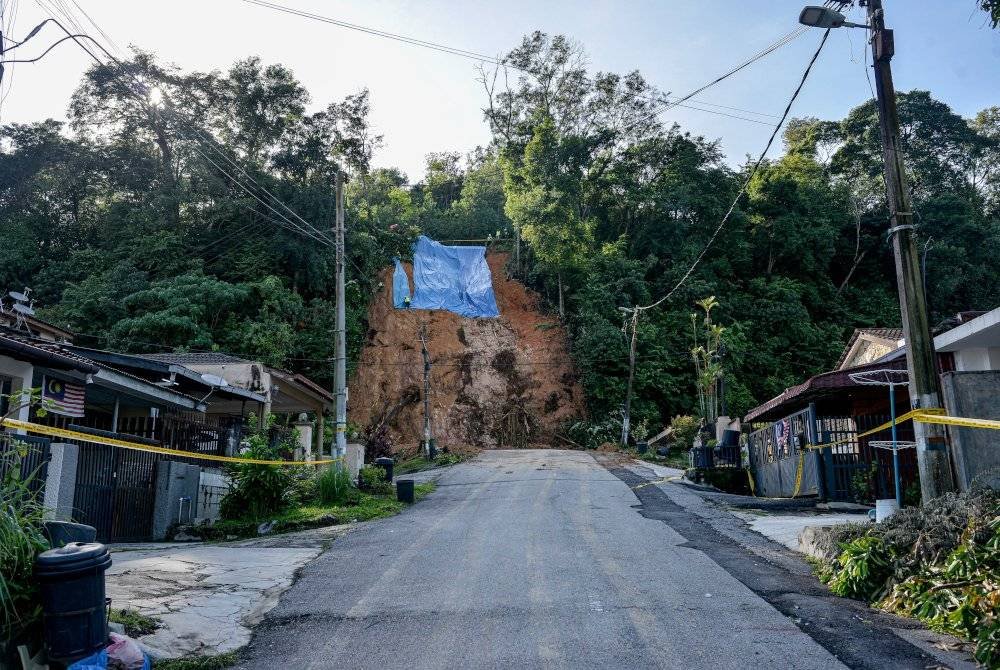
[240,0,508,67]
[635,27,833,314]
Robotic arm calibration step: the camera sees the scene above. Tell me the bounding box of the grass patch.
[154,652,237,669]
[109,608,161,637]
[394,453,463,476]
[192,482,436,541]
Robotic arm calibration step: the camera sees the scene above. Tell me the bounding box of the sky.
[1,0,998,181]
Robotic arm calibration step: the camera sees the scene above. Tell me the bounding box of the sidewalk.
[106,524,354,659]
[633,459,869,555]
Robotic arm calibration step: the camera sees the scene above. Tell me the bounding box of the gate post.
[43,442,79,521]
[808,404,829,501]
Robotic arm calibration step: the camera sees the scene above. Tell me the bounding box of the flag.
[42,376,86,418]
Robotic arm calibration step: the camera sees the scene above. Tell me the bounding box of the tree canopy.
[2,36,998,430]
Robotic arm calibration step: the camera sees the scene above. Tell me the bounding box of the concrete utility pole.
[419,324,434,458]
[620,308,638,446]
[334,170,348,464]
[865,0,954,501]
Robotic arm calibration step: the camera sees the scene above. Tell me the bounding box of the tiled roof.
[140,352,252,365]
[0,328,98,372]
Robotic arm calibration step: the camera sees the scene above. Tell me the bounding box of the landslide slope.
[349,252,584,454]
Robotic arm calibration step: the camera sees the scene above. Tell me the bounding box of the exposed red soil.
[348,252,585,455]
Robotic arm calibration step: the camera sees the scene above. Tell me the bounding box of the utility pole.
[865,0,954,501]
[419,324,434,459]
[333,170,348,464]
[620,308,638,446]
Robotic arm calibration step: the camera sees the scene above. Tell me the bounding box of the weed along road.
[235,451,949,670]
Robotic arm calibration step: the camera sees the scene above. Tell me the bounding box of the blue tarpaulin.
[392,258,410,308]
[406,236,499,318]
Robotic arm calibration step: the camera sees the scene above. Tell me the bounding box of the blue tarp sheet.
[392,258,410,308]
[407,236,499,318]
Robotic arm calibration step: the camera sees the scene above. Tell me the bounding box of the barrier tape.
[809,408,947,449]
[791,450,805,498]
[0,418,342,466]
[745,467,756,496]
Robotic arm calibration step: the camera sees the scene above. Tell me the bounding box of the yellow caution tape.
[913,412,1000,431]
[810,408,947,449]
[0,418,341,466]
[745,467,756,496]
[791,450,805,498]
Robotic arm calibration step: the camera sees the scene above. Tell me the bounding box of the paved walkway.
[106,524,353,658]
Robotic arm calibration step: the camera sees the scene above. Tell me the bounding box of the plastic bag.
[67,635,151,670]
[106,633,148,670]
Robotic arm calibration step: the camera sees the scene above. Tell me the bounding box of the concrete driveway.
[235,449,964,670]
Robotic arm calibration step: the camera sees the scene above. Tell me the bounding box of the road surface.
[235,450,953,669]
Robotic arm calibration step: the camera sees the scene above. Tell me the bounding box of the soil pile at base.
[349,252,585,455]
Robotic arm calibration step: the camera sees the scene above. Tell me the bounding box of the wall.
[940,371,1000,490]
[197,468,228,524]
[152,461,201,539]
[0,355,34,423]
[953,347,1000,372]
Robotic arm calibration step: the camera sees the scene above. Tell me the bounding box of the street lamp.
[798,6,868,29]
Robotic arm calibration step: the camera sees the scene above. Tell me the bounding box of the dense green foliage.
[219,415,296,520]
[2,33,999,429]
[0,441,49,658]
[819,489,1000,665]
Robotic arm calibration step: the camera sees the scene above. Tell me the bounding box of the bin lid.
[36,542,109,570]
[375,457,394,464]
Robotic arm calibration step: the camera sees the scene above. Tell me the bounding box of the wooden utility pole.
[333,170,348,464]
[419,325,433,458]
[866,0,954,501]
[621,308,638,446]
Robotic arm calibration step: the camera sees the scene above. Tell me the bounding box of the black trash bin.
[396,479,415,503]
[34,542,112,664]
[375,457,394,482]
[636,441,648,455]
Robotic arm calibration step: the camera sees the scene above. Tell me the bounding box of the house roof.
[0,328,98,373]
[141,352,252,365]
[744,358,908,424]
[67,346,267,403]
[872,306,1000,364]
[834,328,904,369]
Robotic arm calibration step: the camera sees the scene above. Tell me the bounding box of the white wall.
[954,347,1000,372]
[0,355,35,425]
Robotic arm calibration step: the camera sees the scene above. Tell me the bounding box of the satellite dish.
[12,302,35,316]
[8,291,29,302]
[200,373,229,388]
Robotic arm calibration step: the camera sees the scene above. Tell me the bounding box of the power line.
[636,27,834,314]
[240,0,507,66]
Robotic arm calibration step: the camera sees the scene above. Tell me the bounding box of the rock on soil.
[349,252,585,453]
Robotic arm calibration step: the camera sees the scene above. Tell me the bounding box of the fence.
[0,432,51,496]
[747,407,821,498]
[814,413,917,503]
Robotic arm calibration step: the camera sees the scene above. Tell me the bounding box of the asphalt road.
[235,450,947,670]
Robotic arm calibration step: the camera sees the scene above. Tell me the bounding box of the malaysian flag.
[42,376,86,418]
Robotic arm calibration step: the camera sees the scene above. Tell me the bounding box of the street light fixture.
[798,6,868,29]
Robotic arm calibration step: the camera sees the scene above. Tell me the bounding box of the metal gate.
[0,432,52,496]
[71,439,162,543]
[747,407,821,498]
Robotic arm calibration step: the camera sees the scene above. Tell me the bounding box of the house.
[743,307,1000,502]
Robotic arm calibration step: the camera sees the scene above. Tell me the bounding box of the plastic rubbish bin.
[396,479,415,503]
[636,441,648,455]
[375,457,394,482]
[43,521,97,548]
[34,542,112,663]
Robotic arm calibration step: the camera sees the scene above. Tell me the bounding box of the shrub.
[0,441,50,653]
[359,465,392,496]
[669,415,701,450]
[316,466,356,505]
[220,414,294,521]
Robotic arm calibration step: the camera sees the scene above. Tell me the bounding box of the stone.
[257,520,277,536]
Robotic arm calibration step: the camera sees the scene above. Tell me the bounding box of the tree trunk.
[557,272,564,319]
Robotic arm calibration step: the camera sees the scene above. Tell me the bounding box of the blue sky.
[3,1,998,179]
